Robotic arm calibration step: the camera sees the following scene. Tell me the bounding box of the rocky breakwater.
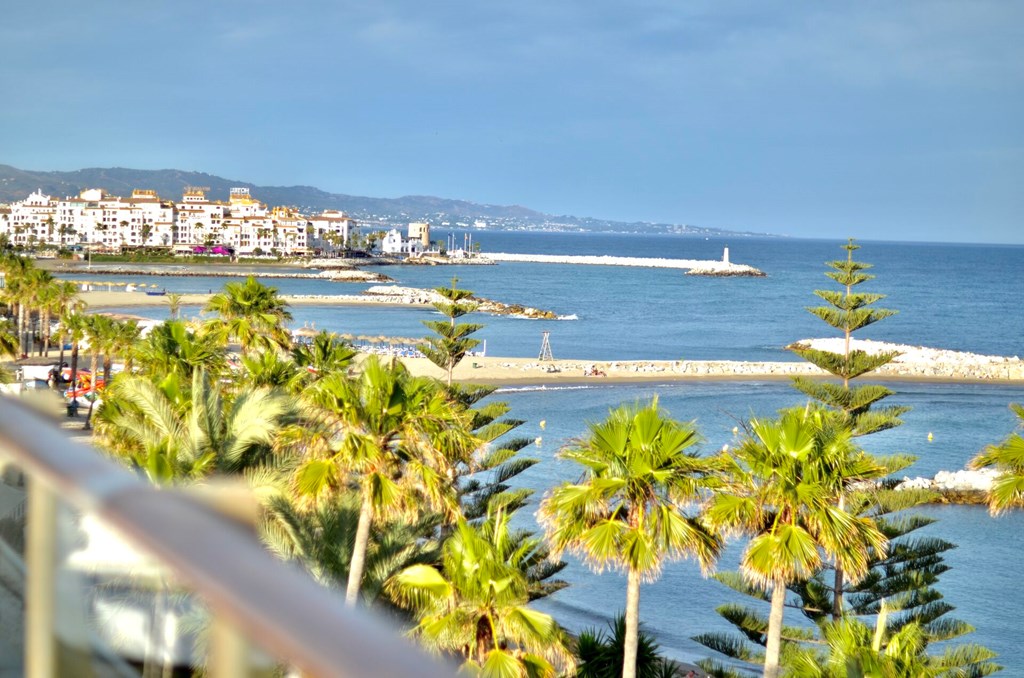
[362,285,560,319]
[75,265,392,283]
[789,338,1024,381]
[486,252,765,276]
[896,468,998,506]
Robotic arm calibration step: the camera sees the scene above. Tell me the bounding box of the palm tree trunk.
[833,492,846,619]
[84,349,99,430]
[764,580,787,678]
[622,567,642,678]
[69,342,79,394]
[345,491,374,608]
[41,307,51,357]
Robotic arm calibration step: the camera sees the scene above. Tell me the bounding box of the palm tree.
[787,604,1000,677]
[0,255,37,356]
[165,293,184,320]
[59,311,89,399]
[82,314,114,429]
[51,281,83,372]
[202,276,292,354]
[290,330,356,385]
[970,403,1024,515]
[131,319,226,382]
[705,407,888,678]
[386,508,574,676]
[576,614,677,678]
[289,356,479,607]
[0,319,17,383]
[262,489,442,610]
[538,399,721,678]
[240,349,303,391]
[94,369,293,484]
[110,319,141,373]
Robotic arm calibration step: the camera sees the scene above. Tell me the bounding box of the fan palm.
[787,605,1000,677]
[132,319,227,382]
[291,330,357,386]
[202,276,292,354]
[538,399,721,678]
[386,508,574,676]
[705,407,888,678]
[289,356,480,607]
[94,369,293,484]
[261,489,442,610]
[970,403,1024,515]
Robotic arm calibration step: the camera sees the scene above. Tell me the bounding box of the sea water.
[73,233,1024,668]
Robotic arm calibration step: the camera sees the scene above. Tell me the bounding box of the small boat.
[145,289,167,296]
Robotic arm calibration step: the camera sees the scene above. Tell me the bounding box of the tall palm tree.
[970,403,1024,515]
[202,276,292,354]
[51,281,83,373]
[82,314,114,429]
[94,369,293,484]
[538,399,721,678]
[25,267,54,356]
[386,508,574,676]
[705,407,888,678]
[289,356,479,607]
[0,255,36,356]
[110,319,141,373]
[59,311,89,397]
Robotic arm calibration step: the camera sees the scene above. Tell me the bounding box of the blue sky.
[2,1,1022,244]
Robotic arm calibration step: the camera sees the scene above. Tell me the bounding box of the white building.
[308,210,357,252]
[0,186,345,258]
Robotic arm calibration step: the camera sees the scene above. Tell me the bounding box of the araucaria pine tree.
[789,238,911,619]
[789,238,909,437]
[420,277,483,386]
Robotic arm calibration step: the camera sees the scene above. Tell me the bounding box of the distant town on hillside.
[0,164,767,238]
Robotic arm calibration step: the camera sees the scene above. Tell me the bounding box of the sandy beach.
[80,290,432,308]
[73,291,1024,384]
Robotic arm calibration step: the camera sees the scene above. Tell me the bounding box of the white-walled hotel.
[0,186,361,256]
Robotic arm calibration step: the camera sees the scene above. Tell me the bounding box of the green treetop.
[789,238,909,437]
[420,276,483,386]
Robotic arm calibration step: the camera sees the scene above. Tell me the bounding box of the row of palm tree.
[1,254,82,358]
[2,258,1014,677]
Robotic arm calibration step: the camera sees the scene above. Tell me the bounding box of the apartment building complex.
[0,187,358,256]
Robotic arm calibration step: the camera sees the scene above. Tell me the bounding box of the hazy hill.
[0,163,751,236]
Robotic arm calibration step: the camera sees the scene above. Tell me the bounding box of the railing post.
[25,477,57,678]
[210,615,251,678]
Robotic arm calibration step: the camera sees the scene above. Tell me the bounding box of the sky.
[2,1,1022,244]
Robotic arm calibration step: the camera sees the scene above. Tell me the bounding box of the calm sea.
[78,233,1024,670]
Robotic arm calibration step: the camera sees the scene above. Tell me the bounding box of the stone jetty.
[484,252,765,276]
[362,285,560,319]
[895,469,999,506]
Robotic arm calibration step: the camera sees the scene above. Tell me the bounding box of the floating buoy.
[928,432,934,442]
[535,437,542,447]
[721,444,730,452]
[732,426,739,435]
[539,420,546,430]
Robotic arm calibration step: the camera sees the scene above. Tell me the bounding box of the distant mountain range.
[0,163,762,236]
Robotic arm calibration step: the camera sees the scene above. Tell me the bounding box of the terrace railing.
[0,394,453,678]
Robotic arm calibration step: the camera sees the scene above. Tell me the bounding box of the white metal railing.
[0,395,453,678]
